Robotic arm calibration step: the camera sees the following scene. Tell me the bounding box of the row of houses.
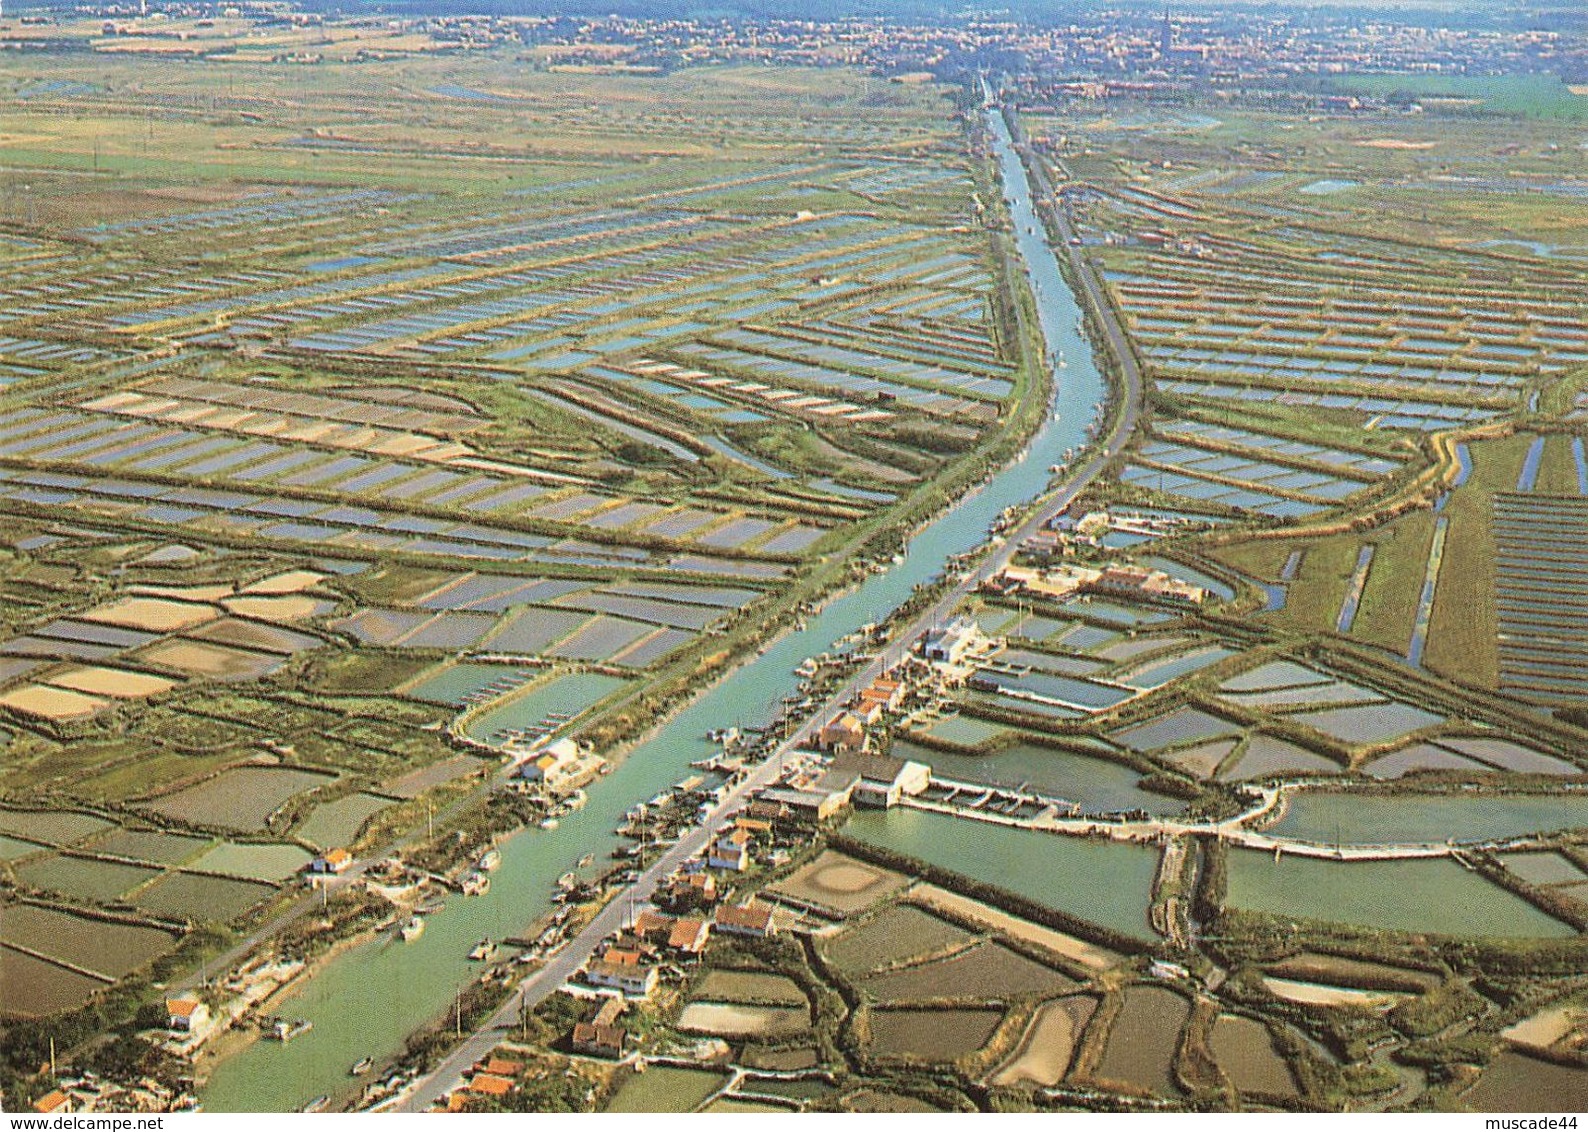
[759,749,933,822]
[30,1073,196,1116]
[988,561,1208,607]
[445,1054,526,1111]
[568,894,777,1058]
[558,642,961,1064]
[566,790,791,1058]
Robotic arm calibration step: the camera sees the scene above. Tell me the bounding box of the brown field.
[0,945,109,1017]
[857,941,1077,1004]
[81,597,219,632]
[134,639,282,680]
[142,765,334,831]
[677,1002,810,1038]
[1353,137,1438,149]
[222,595,335,622]
[1092,986,1190,1098]
[46,666,176,699]
[991,995,1098,1087]
[1265,952,1437,994]
[242,570,327,595]
[0,684,109,721]
[1503,1002,1586,1051]
[1209,1014,1298,1098]
[864,1006,1004,1062]
[822,904,978,974]
[696,969,808,1006]
[133,871,277,924]
[1,902,179,979]
[139,585,235,603]
[1462,1052,1588,1111]
[769,850,910,916]
[1261,976,1404,1010]
[910,885,1123,972]
[189,618,320,655]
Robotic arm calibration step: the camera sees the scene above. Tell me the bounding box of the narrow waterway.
[201,100,1108,1111]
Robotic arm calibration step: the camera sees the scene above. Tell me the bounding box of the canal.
[200,99,1109,1111]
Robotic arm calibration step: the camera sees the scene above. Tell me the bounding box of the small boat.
[556,871,577,889]
[565,789,588,810]
[269,1018,313,1042]
[351,1057,374,1076]
[577,853,595,868]
[477,849,502,873]
[459,872,490,896]
[399,915,425,942]
[300,1095,330,1113]
[539,817,560,831]
[468,939,499,962]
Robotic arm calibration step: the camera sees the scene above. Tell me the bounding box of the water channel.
[200,100,1107,1111]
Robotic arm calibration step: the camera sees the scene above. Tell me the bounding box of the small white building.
[707,828,752,872]
[920,617,984,665]
[583,960,659,999]
[830,752,932,809]
[308,847,353,875]
[166,995,211,1035]
[516,738,606,796]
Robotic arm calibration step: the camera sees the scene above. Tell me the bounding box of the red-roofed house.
[571,1022,626,1060]
[633,909,674,941]
[309,847,353,874]
[33,1091,73,1115]
[468,1073,515,1099]
[667,916,712,955]
[715,900,776,938]
[166,995,210,1034]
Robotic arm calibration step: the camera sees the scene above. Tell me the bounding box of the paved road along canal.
[394,95,1142,1113]
[201,94,1122,1112]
